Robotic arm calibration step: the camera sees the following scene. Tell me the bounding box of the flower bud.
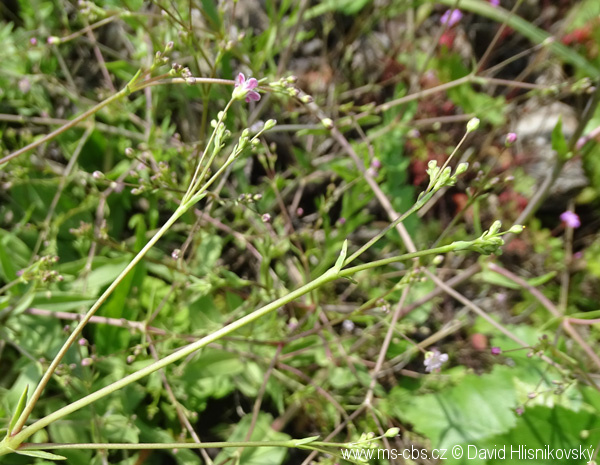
[488,220,502,236]
[384,427,400,438]
[508,225,524,234]
[432,255,444,265]
[264,119,277,130]
[466,117,480,133]
[454,162,469,176]
[321,118,334,129]
[505,132,517,146]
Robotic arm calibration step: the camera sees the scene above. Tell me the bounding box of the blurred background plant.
[1,0,600,464]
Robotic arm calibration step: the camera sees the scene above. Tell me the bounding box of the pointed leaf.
[551,116,570,160]
[295,435,320,446]
[7,384,28,436]
[333,240,348,273]
[16,450,67,460]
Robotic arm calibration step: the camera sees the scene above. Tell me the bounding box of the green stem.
[11,204,188,435]
[185,99,235,201]
[8,268,337,446]
[0,75,236,167]
[340,243,458,277]
[19,440,338,451]
[7,239,469,449]
[0,87,129,166]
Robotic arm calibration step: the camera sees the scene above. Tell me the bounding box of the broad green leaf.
[214,413,291,465]
[392,366,518,448]
[479,405,600,465]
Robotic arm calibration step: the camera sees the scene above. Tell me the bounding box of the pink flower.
[560,211,581,229]
[489,0,500,6]
[491,347,502,355]
[440,9,463,27]
[505,132,517,146]
[424,349,449,372]
[515,406,524,416]
[233,73,261,103]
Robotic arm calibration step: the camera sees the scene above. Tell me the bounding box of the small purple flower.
[515,406,524,416]
[233,73,261,103]
[408,129,421,138]
[560,211,581,229]
[489,0,500,6]
[491,347,502,355]
[505,132,517,146]
[261,213,271,223]
[78,338,87,346]
[371,158,382,170]
[337,217,346,226]
[424,349,449,373]
[440,9,463,27]
[30,37,37,46]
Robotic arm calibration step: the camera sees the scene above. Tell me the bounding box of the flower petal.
[235,73,245,87]
[245,90,261,102]
[245,77,258,89]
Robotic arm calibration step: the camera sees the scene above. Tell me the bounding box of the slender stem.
[340,243,457,277]
[9,238,469,445]
[0,76,236,166]
[9,269,336,445]
[11,205,188,434]
[19,440,342,451]
[185,99,235,201]
[0,88,128,166]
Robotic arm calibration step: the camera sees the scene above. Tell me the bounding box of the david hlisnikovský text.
[467,444,594,461]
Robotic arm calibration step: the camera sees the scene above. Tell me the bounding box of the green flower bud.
[487,220,502,236]
[384,427,400,438]
[321,118,334,129]
[264,119,277,130]
[508,225,524,234]
[455,162,469,176]
[466,117,480,133]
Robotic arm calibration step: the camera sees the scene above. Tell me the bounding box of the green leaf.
[392,366,517,448]
[214,413,291,465]
[15,450,67,460]
[306,0,371,18]
[479,405,600,465]
[295,435,320,446]
[334,239,348,272]
[551,117,570,160]
[479,267,557,290]
[7,384,28,436]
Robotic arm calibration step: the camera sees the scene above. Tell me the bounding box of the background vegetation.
[1,0,600,464]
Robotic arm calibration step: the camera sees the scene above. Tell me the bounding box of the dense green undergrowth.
[1,0,600,464]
